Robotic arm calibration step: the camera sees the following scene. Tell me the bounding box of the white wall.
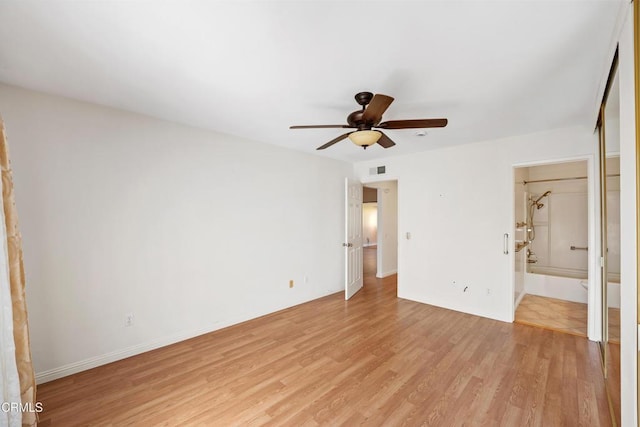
[616,3,638,425]
[0,84,352,382]
[355,126,597,322]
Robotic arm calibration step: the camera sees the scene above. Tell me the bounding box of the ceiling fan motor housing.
[347,110,371,129]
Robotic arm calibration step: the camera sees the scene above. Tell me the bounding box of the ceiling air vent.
[369,166,386,175]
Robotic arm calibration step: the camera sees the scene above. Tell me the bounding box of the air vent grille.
[369,166,386,175]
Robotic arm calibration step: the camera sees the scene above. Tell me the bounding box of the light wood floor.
[515,294,588,337]
[515,294,620,343]
[609,307,621,344]
[606,342,621,427]
[515,293,620,423]
[37,247,614,426]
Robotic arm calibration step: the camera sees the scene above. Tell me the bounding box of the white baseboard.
[35,326,215,384]
[35,288,342,384]
[376,269,397,278]
[398,291,512,324]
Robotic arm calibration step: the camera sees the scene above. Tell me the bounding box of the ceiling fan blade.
[362,94,394,124]
[316,132,352,150]
[376,132,396,149]
[377,118,448,129]
[290,124,352,129]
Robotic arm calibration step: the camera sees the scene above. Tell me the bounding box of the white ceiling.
[0,1,624,162]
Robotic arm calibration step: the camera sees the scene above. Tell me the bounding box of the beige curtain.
[0,121,37,426]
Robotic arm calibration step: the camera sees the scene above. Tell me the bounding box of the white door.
[345,178,363,300]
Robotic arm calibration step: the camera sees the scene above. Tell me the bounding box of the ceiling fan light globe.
[349,130,381,147]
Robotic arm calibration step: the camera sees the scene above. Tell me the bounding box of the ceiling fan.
[290,91,448,150]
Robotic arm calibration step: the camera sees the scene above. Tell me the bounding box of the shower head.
[533,190,551,204]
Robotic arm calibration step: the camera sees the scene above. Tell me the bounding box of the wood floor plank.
[36,247,615,426]
[606,343,622,426]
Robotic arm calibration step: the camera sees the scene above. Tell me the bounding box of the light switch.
[406,232,411,240]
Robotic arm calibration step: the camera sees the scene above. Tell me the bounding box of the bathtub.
[524,268,620,308]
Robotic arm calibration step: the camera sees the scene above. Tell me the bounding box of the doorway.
[362,186,378,278]
[362,180,398,281]
[513,160,593,338]
[344,179,398,300]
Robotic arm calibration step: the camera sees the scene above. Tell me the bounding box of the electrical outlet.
[289,279,294,288]
[486,288,491,295]
[125,314,134,327]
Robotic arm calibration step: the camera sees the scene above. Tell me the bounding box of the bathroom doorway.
[513,159,598,338]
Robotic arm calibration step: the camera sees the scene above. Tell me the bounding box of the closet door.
[598,105,609,376]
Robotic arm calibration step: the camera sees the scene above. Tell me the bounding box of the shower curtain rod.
[522,174,620,185]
